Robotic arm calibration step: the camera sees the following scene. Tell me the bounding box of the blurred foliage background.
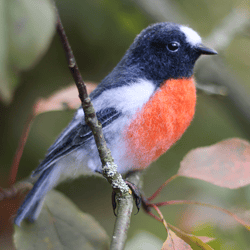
[1,0,250,249]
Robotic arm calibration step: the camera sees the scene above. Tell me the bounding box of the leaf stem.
[153,199,250,231]
[8,114,35,186]
[148,174,179,201]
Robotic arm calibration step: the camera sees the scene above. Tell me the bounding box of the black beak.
[195,44,217,55]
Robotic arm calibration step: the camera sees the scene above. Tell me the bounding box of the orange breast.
[123,78,196,170]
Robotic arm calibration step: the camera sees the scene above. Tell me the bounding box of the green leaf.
[14,190,109,250]
[167,223,214,250]
[0,0,56,104]
[162,229,192,250]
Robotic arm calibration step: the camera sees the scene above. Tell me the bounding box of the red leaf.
[162,229,192,250]
[34,82,97,115]
[167,223,214,250]
[178,138,250,189]
[9,83,97,186]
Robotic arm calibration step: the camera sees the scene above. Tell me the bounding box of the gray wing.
[32,107,121,176]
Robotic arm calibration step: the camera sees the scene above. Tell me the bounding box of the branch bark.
[54,4,135,249]
[55,4,130,195]
[110,172,143,250]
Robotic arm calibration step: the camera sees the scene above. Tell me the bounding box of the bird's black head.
[120,22,217,86]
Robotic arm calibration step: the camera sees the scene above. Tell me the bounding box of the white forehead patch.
[180,26,202,46]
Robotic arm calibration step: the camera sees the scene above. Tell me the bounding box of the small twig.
[152,199,250,231]
[8,114,35,186]
[54,4,135,248]
[148,174,179,201]
[135,1,250,128]
[110,172,142,250]
[110,194,133,250]
[152,204,168,229]
[204,8,250,52]
[196,82,228,96]
[55,5,129,195]
[196,8,250,126]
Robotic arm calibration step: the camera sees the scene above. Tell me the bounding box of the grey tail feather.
[14,166,60,226]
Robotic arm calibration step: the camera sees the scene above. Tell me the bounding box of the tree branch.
[54,4,135,249]
[196,8,250,127]
[110,172,143,250]
[204,8,250,52]
[55,4,129,195]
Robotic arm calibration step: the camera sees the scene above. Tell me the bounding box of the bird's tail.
[14,166,60,226]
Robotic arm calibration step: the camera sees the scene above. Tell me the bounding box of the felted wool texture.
[123,77,196,170]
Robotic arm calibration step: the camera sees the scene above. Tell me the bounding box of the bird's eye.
[167,42,180,52]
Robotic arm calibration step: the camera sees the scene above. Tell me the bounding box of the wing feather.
[32,108,121,176]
